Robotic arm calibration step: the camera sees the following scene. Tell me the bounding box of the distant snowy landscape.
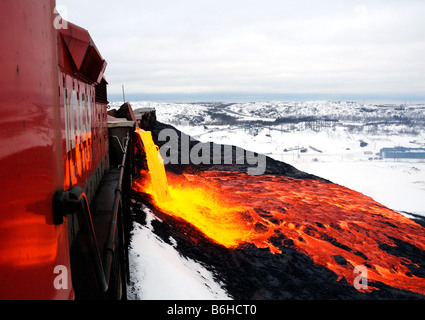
[111,100,425,300]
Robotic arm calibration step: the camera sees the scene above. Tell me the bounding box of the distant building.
[360,140,368,148]
[380,147,425,159]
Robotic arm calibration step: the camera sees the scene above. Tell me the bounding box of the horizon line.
[107,92,425,104]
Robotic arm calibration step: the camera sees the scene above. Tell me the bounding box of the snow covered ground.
[116,100,425,300]
[127,204,232,300]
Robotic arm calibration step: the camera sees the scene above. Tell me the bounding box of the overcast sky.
[56,0,425,101]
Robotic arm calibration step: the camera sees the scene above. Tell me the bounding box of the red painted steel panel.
[60,23,92,71]
[59,22,107,84]
[0,0,73,299]
[58,71,109,194]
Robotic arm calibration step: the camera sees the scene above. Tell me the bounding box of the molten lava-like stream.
[135,128,170,202]
[134,130,425,296]
[134,171,259,248]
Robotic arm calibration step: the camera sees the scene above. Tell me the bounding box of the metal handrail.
[75,189,108,292]
[103,133,129,287]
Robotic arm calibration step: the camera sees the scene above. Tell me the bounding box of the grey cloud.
[57,0,425,98]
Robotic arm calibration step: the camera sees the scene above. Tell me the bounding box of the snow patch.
[127,205,232,300]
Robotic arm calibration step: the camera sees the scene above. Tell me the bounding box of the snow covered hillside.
[117,100,425,130]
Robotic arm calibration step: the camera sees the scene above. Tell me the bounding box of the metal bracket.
[52,187,84,225]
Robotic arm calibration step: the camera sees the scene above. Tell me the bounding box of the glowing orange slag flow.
[136,128,170,202]
[134,130,425,296]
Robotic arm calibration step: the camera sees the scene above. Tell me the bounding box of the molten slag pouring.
[135,129,425,296]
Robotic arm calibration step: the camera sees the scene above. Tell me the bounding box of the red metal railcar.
[0,0,134,299]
